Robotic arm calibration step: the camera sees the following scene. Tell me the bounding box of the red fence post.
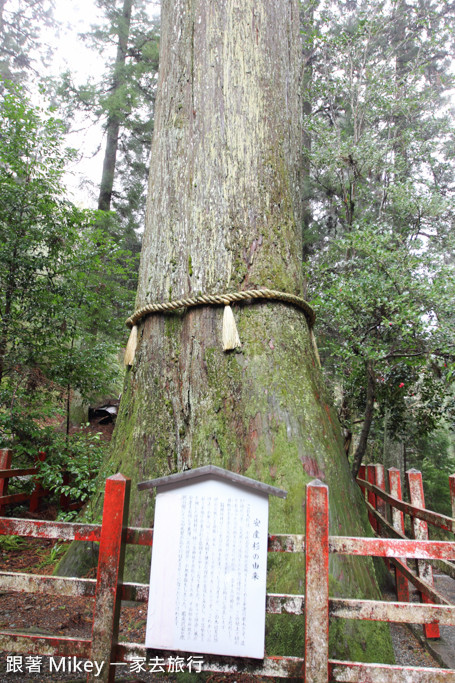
[0,449,12,515]
[304,479,329,683]
[388,467,409,603]
[358,464,367,500]
[374,464,386,521]
[89,474,130,683]
[366,464,377,532]
[374,464,389,569]
[450,474,455,522]
[407,468,440,639]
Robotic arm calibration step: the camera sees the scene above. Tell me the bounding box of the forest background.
[0,0,454,515]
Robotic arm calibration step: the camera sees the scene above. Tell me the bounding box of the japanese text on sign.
[146,478,269,658]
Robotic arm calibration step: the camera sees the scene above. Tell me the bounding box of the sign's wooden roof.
[138,465,287,499]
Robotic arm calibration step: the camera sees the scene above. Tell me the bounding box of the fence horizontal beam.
[0,468,38,478]
[0,631,92,659]
[113,644,455,681]
[357,477,455,533]
[330,536,455,561]
[3,518,452,560]
[0,517,102,541]
[268,533,455,560]
[268,593,455,625]
[115,643,305,678]
[5,515,451,561]
[329,660,455,682]
[3,572,452,628]
[367,500,455,580]
[329,597,455,625]
[0,571,96,597]
[0,493,30,505]
[0,571,151,603]
[268,533,305,552]
[0,517,154,547]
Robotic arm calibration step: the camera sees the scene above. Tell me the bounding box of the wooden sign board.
[139,467,286,660]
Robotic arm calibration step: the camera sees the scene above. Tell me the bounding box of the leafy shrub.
[36,429,107,504]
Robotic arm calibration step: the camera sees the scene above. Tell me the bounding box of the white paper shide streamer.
[222,304,241,351]
[124,324,138,366]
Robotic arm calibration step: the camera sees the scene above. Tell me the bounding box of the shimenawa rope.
[124,288,318,366]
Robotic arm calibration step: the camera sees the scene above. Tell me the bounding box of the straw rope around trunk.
[124,288,319,366]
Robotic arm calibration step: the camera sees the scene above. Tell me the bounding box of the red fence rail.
[357,464,455,641]
[0,447,83,514]
[1,474,455,681]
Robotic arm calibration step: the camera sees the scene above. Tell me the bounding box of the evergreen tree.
[303,0,455,473]
[59,0,394,663]
[55,0,160,245]
[0,84,136,457]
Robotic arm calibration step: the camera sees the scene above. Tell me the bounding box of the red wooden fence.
[357,464,455,641]
[1,474,455,682]
[0,448,48,514]
[0,448,83,514]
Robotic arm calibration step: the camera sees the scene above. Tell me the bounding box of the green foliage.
[0,383,60,462]
[408,430,455,517]
[36,542,66,568]
[0,535,27,551]
[303,0,455,469]
[0,383,107,505]
[308,226,455,438]
[0,82,137,495]
[36,429,108,503]
[0,85,134,375]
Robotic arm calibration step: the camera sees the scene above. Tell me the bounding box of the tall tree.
[55,0,160,243]
[61,0,394,662]
[97,0,133,213]
[303,0,455,473]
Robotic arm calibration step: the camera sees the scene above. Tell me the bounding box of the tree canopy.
[302,0,455,475]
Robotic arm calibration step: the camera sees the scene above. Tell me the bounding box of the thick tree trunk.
[301,0,314,290]
[60,0,393,662]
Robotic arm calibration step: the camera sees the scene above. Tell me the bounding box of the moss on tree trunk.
[58,0,394,664]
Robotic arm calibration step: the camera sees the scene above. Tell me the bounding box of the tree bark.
[60,0,393,662]
[301,0,315,291]
[97,0,133,212]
